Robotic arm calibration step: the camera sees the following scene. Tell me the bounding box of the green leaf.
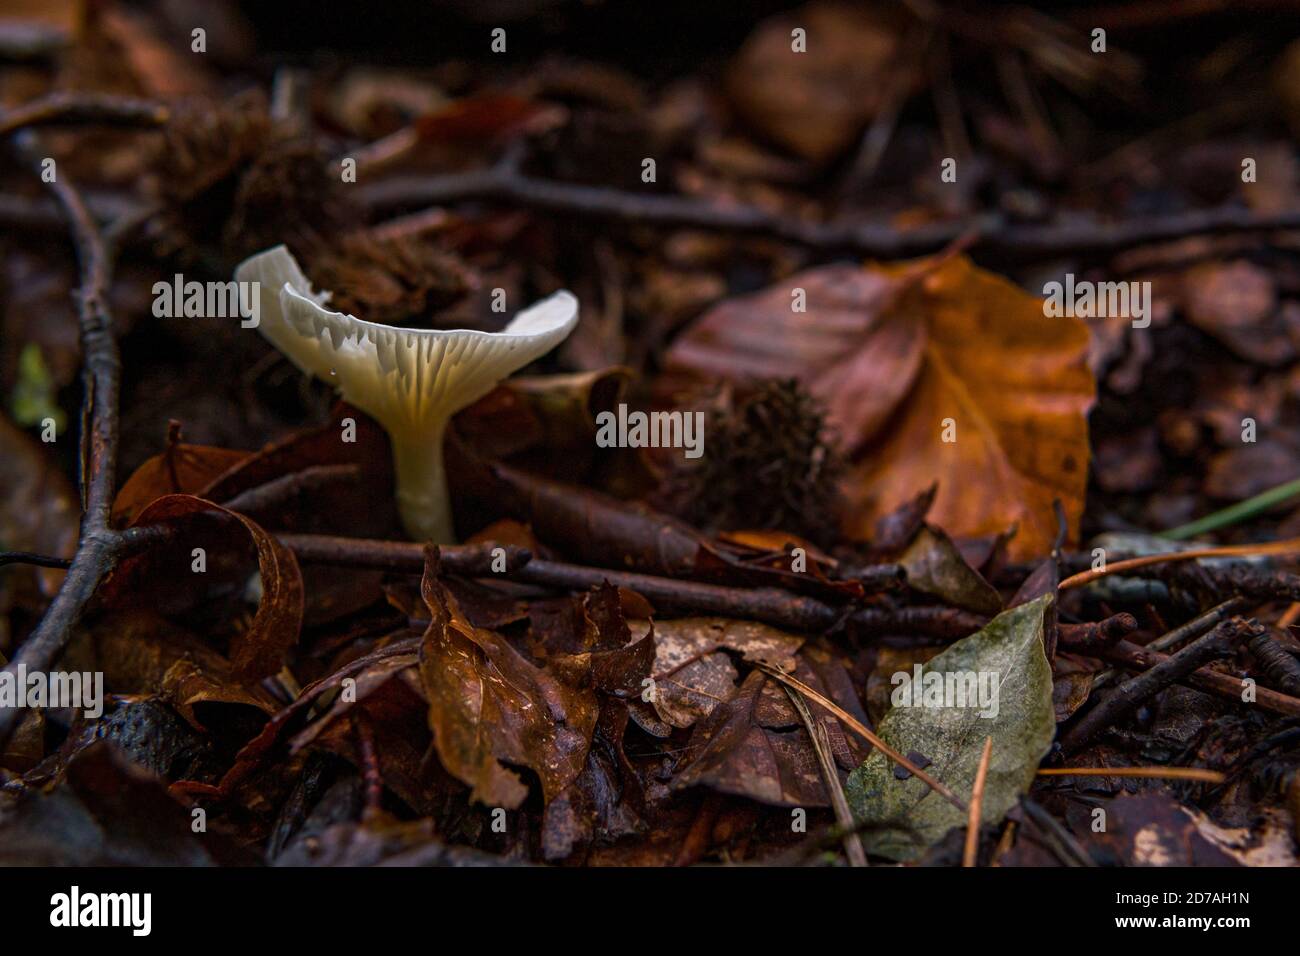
[845,594,1055,861]
[11,343,65,431]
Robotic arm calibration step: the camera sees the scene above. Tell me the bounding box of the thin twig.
[1037,766,1226,783]
[963,737,993,867]
[273,533,531,576]
[1060,535,1300,590]
[219,464,361,516]
[785,687,868,867]
[352,712,384,818]
[0,92,169,137]
[279,531,979,636]
[360,152,1300,262]
[0,551,73,570]
[1091,598,1244,688]
[1060,618,1258,752]
[1071,636,1300,717]
[1149,598,1248,653]
[756,663,967,813]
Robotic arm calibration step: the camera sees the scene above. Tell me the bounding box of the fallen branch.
[360,151,1300,261]
[1060,617,1257,753]
[278,532,984,636]
[276,533,531,576]
[1089,637,1300,717]
[0,133,126,750]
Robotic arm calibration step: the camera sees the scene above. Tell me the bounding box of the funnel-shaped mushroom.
[236,245,577,543]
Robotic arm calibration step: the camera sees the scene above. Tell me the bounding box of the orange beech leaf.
[666,255,1093,560]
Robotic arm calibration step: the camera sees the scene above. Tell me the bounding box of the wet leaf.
[1078,793,1241,866]
[672,670,826,807]
[0,741,241,866]
[846,595,1056,861]
[418,553,597,809]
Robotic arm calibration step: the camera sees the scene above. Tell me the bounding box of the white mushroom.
[235,244,577,543]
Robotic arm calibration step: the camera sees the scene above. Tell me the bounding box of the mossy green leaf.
[11,342,65,431]
[846,594,1055,861]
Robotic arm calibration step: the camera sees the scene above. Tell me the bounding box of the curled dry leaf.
[110,494,304,682]
[666,255,1094,560]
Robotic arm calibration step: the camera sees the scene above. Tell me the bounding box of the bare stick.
[785,687,868,867]
[1037,766,1225,783]
[1060,618,1257,752]
[362,151,1300,261]
[0,134,126,749]
[963,737,993,867]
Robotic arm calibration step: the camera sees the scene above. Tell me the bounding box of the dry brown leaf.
[113,442,251,527]
[666,255,1094,560]
[109,494,304,682]
[638,617,804,728]
[846,258,1093,559]
[419,555,597,809]
[727,2,918,163]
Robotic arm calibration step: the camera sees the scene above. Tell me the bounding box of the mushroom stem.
[234,245,577,547]
[392,420,453,543]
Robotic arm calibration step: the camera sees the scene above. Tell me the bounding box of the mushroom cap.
[235,244,578,437]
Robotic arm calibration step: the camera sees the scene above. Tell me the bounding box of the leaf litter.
[1,0,1299,870]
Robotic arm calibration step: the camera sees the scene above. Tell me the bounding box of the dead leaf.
[667,255,1094,560]
[640,617,804,728]
[1181,260,1290,365]
[845,258,1093,560]
[672,670,827,807]
[113,441,251,527]
[727,2,918,163]
[418,553,597,809]
[900,525,1003,615]
[109,494,304,682]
